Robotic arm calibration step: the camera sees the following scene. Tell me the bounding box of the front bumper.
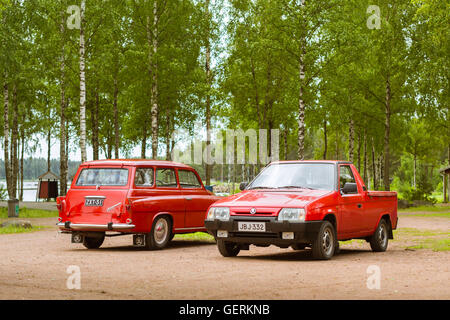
[57,222,135,232]
[204,217,323,246]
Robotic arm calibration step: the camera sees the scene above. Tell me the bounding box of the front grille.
[233,211,272,215]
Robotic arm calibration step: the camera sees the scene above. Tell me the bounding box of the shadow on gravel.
[68,239,215,252]
[235,248,370,261]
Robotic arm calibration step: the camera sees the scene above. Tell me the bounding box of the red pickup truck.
[57,160,221,250]
[205,160,398,260]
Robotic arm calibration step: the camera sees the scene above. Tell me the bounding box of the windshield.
[247,163,335,191]
[76,168,129,186]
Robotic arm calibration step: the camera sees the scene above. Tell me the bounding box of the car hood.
[212,189,333,208]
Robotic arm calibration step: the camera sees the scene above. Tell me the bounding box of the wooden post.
[444,173,448,203]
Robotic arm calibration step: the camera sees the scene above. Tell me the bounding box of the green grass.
[393,228,450,252]
[174,232,215,242]
[398,205,450,213]
[0,207,58,219]
[401,212,450,218]
[0,225,48,235]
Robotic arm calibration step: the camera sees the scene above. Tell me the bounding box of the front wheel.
[311,221,336,260]
[217,240,240,257]
[370,219,389,252]
[83,235,105,249]
[146,216,172,250]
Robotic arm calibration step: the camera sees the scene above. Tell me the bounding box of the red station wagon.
[57,160,221,250]
[205,161,398,260]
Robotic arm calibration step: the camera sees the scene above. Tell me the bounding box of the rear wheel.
[311,221,335,260]
[217,240,240,257]
[146,216,172,250]
[370,219,389,252]
[83,235,105,249]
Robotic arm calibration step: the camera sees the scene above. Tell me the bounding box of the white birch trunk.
[79,0,87,163]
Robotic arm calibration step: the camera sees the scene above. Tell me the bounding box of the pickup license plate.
[84,198,105,207]
[237,221,266,232]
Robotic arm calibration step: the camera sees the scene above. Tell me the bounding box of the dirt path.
[0,215,448,300]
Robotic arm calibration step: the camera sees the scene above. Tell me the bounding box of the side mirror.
[239,182,248,191]
[341,182,358,194]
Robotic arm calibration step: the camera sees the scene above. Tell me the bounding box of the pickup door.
[338,164,366,237]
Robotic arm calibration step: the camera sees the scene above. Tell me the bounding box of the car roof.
[81,159,194,169]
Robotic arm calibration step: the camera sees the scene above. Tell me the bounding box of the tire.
[311,221,336,260]
[217,240,240,257]
[146,216,172,250]
[83,235,105,249]
[335,240,340,255]
[370,219,389,252]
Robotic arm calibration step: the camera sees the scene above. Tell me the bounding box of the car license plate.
[84,198,105,207]
[237,221,266,232]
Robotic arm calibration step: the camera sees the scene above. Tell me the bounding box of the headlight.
[206,207,230,221]
[278,208,306,222]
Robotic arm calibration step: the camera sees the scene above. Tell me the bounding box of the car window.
[134,168,154,187]
[178,170,202,188]
[155,168,178,188]
[76,168,129,186]
[339,166,356,190]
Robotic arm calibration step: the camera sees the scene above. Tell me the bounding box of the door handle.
[357,204,362,208]
[185,197,193,201]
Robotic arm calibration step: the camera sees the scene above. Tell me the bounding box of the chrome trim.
[84,196,106,199]
[174,227,207,231]
[57,222,135,231]
[106,202,122,212]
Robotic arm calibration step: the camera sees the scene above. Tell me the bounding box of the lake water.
[0,181,71,201]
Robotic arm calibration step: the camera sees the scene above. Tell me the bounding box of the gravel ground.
[0,214,448,300]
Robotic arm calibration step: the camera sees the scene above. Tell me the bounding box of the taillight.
[56,197,61,210]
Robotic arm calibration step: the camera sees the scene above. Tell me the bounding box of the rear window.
[76,168,129,186]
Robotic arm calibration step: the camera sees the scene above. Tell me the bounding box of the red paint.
[57,160,221,235]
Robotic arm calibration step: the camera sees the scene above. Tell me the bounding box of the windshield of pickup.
[247,163,335,191]
[76,168,129,186]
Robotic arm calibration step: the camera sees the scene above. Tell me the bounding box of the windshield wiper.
[247,186,275,190]
[276,185,316,190]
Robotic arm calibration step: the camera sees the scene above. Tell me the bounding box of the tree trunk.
[205,0,212,185]
[91,90,100,160]
[284,126,288,160]
[19,133,24,201]
[363,130,368,186]
[372,138,377,190]
[151,1,159,159]
[383,77,391,191]
[113,77,119,159]
[60,14,67,196]
[297,58,306,160]
[323,119,327,160]
[348,119,354,163]
[413,154,417,188]
[79,0,87,163]
[11,84,18,198]
[141,116,147,159]
[3,81,13,198]
[47,128,51,172]
[357,130,362,172]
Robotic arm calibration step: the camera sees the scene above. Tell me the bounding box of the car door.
[178,169,209,229]
[338,165,365,236]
